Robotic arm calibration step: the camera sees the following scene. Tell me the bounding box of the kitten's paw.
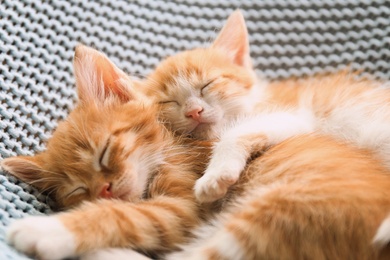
[195,137,247,203]
[82,248,151,260]
[194,169,239,203]
[7,216,76,260]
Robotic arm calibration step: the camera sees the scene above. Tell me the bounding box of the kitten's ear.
[1,156,45,184]
[212,10,252,69]
[73,45,140,103]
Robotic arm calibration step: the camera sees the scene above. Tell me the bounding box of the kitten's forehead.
[49,101,157,156]
[148,48,228,93]
[172,69,205,95]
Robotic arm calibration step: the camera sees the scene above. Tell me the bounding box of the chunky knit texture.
[0,1,389,258]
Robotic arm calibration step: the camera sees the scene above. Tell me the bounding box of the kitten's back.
[233,134,390,259]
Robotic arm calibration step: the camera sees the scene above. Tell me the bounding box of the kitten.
[1,45,213,259]
[144,10,390,202]
[85,133,390,260]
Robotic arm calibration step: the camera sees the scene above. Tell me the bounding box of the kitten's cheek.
[6,216,76,260]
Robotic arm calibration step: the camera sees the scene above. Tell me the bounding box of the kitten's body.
[263,72,390,155]
[194,72,390,201]
[166,134,390,260]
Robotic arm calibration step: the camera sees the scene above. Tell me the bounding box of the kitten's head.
[145,11,259,140]
[1,46,166,210]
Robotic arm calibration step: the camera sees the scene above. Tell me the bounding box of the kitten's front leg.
[7,195,199,259]
[194,133,267,203]
[7,216,76,260]
[195,110,314,202]
[8,218,151,260]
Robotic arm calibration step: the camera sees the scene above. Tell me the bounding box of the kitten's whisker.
[27,178,63,187]
[37,169,64,176]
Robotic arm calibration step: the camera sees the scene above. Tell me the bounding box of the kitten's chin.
[190,123,219,140]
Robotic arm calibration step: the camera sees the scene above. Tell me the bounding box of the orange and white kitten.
[1,46,212,259]
[144,10,390,203]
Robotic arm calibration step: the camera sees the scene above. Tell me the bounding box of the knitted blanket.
[1,1,389,259]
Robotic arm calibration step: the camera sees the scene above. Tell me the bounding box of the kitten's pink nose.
[185,107,204,121]
[99,183,113,199]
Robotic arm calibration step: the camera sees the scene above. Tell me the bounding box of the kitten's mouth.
[186,113,221,137]
[188,122,211,133]
[194,122,212,130]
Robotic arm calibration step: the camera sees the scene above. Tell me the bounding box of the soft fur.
[79,133,390,260]
[165,134,390,259]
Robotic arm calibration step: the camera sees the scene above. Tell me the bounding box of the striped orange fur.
[166,134,390,259]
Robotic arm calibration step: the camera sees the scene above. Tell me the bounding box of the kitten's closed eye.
[159,100,180,106]
[200,79,215,96]
[158,79,216,105]
[99,138,111,169]
[65,186,88,198]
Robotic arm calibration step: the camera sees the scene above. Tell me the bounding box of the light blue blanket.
[1,1,389,259]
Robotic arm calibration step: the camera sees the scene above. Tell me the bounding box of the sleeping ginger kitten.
[144,11,390,204]
[1,45,213,259]
[3,46,390,259]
